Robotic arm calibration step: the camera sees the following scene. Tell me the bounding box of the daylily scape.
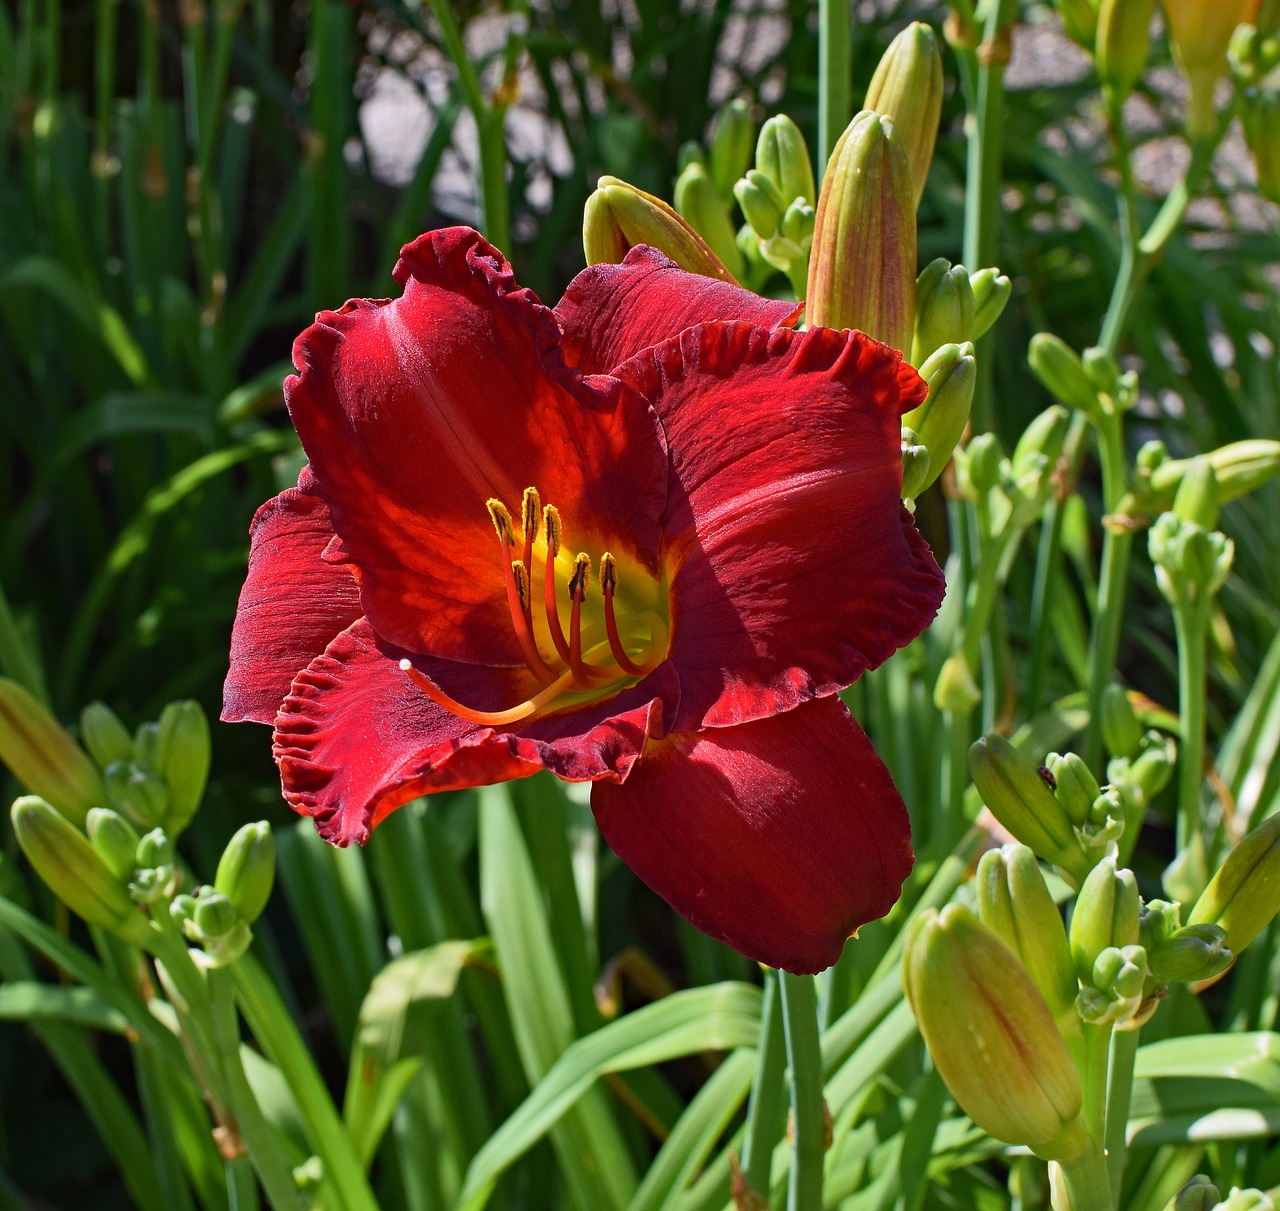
[223,227,944,973]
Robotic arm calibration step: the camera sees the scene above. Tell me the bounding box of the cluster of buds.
[1163,1178,1279,1210]
[733,115,817,291]
[1232,23,1280,200]
[1028,333,1139,424]
[1149,458,1236,606]
[1116,438,1280,529]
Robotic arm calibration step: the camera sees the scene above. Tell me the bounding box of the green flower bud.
[904,905,1087,1161]
[80,702,134,770]
[1077,943,1149,1025]
[1044,753,1101,828]
[1161,1176,1221,1211]
[708,98,755,201]
[1082,346,1120,393]
[779,198,815,245]
[170,892,197,931]
[155,700,210,837]
[901,430,932,502]
[674,162,745,278]
[863,21,944,206]
[132,721,160,767]
[1128,731,1177,802]
[193,889,239,940]
[734,169,786,241]
[1150,514,1234,599]
[1011,405,1069,493]
[912,260,976,364]
[807,111,916,353]
[1081,787,1127,850]
[901,342,977,498]
[11,796,151,946]
[965,432,1005,497]
[969,735,1090,884]
[1173,457,1221,529]
[1100,684,1144,760]
[676,140,705,173]
[1242,89,1280,204]
[1071,857,1140,984]
[1164,834,1211,906]
[215,821,276,924]
[976,845,1078,1026]
[1165,0,1259,139]
[1146,440,1280,512]
[1096,0,1156,100]
[0,678,105,825]
[1138,439,1170,475]
[1147,921,1233,982]
[756,114,816,207]
[934,651,982,713]
[1057,0,1101,48]
[104,760,169,828]
[130,827,177,905]
[1218,1189,1276,1211]
[1188,810,1280,956]
[969,267,1012,339]
[135,828,174,870]
[86,807,141,880]
[1140,898,1184,949]
[1028,333,1100,417]
[583,177,735,281]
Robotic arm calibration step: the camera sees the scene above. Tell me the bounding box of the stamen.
[487,499,515,543]
[498,549,560,684]
[511,560,531,614]
[600,553,651,677]
[521,487,541,573]
[568,553,592,686]
[541,505,573,665]
[400,659,578,728]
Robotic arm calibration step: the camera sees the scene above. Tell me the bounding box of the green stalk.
[817,0,851,171]
[1056,1144,1113,1211]
[1104,1027,1141,1206]
[740,972,788,1199]
[778,971,826,1211]
[1172,590,1210,852]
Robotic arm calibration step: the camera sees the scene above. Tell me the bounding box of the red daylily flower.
[223,227,944,973]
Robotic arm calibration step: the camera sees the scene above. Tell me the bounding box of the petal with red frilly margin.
[591,695,914,974]
[273,619,679,846]
[613,321,943,734]
[285,227,668,666]
[222,467,363,725]
[553,245,803,377]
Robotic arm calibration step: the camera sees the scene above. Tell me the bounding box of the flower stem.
[741,971,788,1199]
[817,0,851,173]
[1104,1027,1141,1205]
[778,970,826,1210]
[1055,1143,1113,1211]
[1172,590,1210,853]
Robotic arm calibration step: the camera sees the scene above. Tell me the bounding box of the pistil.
[399,660,578,727]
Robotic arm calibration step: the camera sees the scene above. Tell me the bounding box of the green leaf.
[0,980,130,1032]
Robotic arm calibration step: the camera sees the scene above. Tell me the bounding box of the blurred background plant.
[3,0,1280,1205]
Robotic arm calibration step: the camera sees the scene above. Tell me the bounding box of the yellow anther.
[521,488,541,542]
[486,499,514,542]
[600,552,617,596]
[543,504,562,556]
[511,560,530,613]
[568,553,591,600]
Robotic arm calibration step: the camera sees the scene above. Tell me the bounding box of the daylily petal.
[553,244,803,376]
[285,227,668,665]
[273,619,678,845]
[591,694,914,974]
[222,467,362,725]
[613,321,943,733]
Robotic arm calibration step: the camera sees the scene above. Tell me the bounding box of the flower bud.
[1173,456,1221,529]
[1070,857,1140,984]
[1161,1176,1221,1211]
[104,760,169,828]
[969,735,1090,884]
[913,260,976,364]
[1028,333,1100,417]
[1011,404,1069,485]
[11,796,151,946]
[130,827,178,905]
[969,268,1012,339]
[132,720,160,767]
[904,904,1087,1161]
[674,162,745,279]
[1128,730,1177,801]
[807,111,916,353]
[1077,943,1149,1025]
[155,700,210,836]
[1150,515,1235,600]
[583,177,735,282]
[779,198,815,245]
[1217,1189,1276,1211]
[863,21,945,206]
[181,887,253,967]
[901,430,933,502]
[976,845,1078,1025]
[964,432,1004,498]
[1082,345,1121,393]
[1146,440,1280,512]
[1147,921,1233,983]
[734,169,786,241]
[1100,684,1144,760]
[1242,88,1280,203]
[1096,0,1156,100]
[86,807,141,880]
[80,702,134,770]
[709,98,755,201]
[194,889,239,940]
[1164,0,1260,138]
[1044,752,1101,828]
[215,821,276,924]
[1188,809,1280,956]
[934,651,982,713]
[1058,0,1101,48]
[0,678,105,825]
[676,141,705,173]
[756,114,816,208]
[901,342,977,497]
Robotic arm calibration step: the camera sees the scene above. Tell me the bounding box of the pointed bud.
[756,114,816,207]
[194,889,239,940]
[86,807,141,880]
[1128,731,1177,801]
[583,177,735,282]
[901,430,932,502]
[1100,684,1144,759]
[1242,89,1280,203]
[1147,921,1233,982]
[904,905,1087,1161]
[1164,0,1260,138]
[674,162,745,279]
[0,679,105,825]
[864,22,944,205]
[215,821,276,924]
[1077,942,1149,1025]
[734,169,786,241]
[964,432,1004,496]
[709,98,756,201]
[1044,753,1102,828]
[1082,345,1121,392]
[1173,457,1221,529]
[1070,857,1141,984]
[780,198,815,245]
[11,796,151,946]
[130,827,177,905]
[132,721,160,767]
[182,888,253,967]
[1161,1177,1221,1211]
[969,735,1090,884]
[913,260,976,363]
[154,700,210,837]
[104,760,169,828]
[1028,333,1100,417]
[1146,441,1280,512]
[1188,809,1280,956]
[807,111,916,353]
[970,268,1012,339]
[1011,405,1069,487]
[676,141,705,173]
[1096,0,1156,100]
[901,342,977,497]
[976,845,1078,1027]
[80,702,134,770]
[934,650,982,713]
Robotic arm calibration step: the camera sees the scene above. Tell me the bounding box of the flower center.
[399,486,669,726]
